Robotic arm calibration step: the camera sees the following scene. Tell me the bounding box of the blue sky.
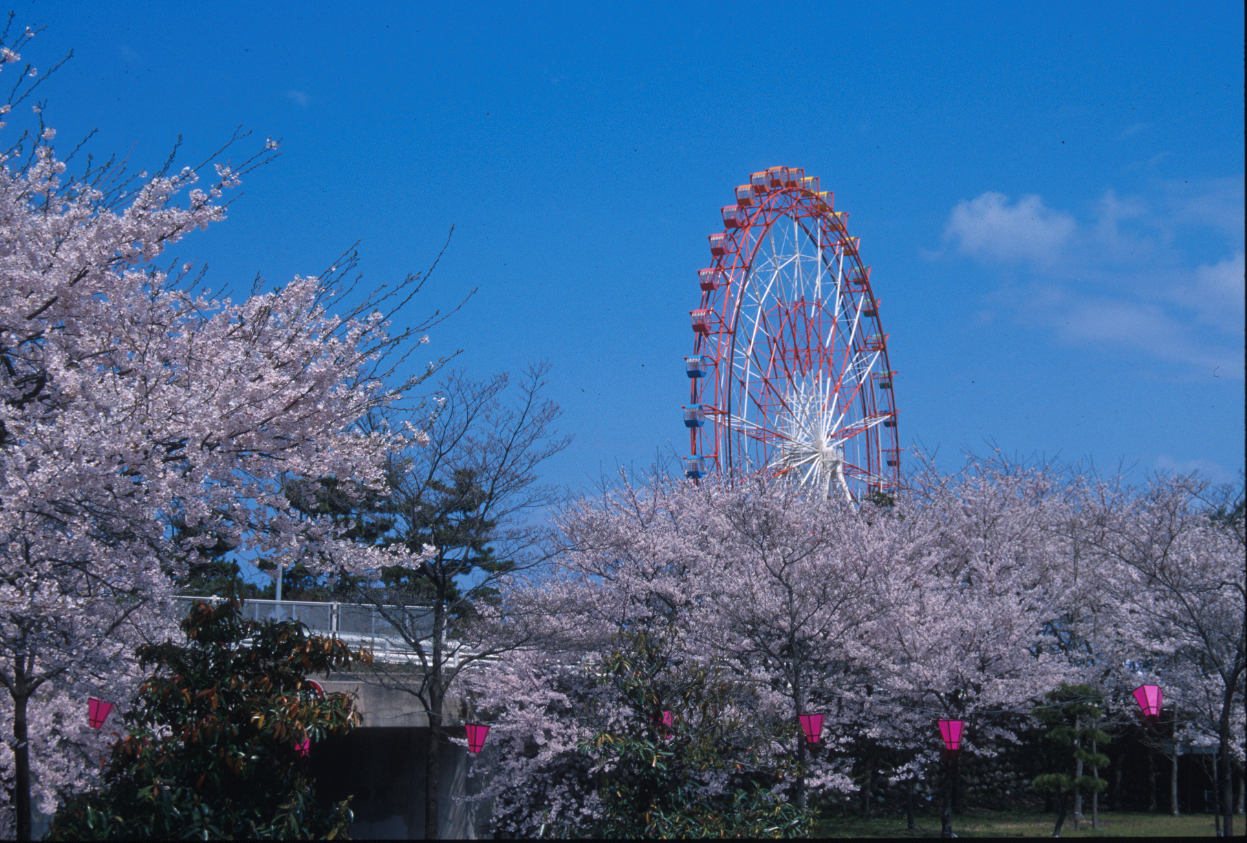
[21,1,1245,497]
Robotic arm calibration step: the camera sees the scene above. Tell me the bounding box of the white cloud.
[1180,251,1246,334]
[286,90,310,107]
[1090,188,1155,262]
[940,181,1245,379]
[1163,176,1245,239]
[943,192,1076,265]
[1056,295,1239,374]
[1154,454,1237,485]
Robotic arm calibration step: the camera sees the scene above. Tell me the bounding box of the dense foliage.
[48,599,366,839]
[466,461,1244,835]
[577,629,811,838]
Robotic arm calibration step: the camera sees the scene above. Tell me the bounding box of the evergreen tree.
[577,628,811,839]
[48,599,367,840]
[1031,683,1111,837]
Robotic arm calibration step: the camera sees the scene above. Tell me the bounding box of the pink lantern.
[465,722,490,754]
[798,713,824,745]
[88,698,114,729]
[661,710,673,729]
[1133,684,1163,720]
[938,719,965,751]
[296,738,310,758]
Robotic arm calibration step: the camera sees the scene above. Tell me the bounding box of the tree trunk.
[859,764,873,820]
[425,596,447,840]
[1236,763,1244,815]
[792,651,806,812]
[425,716,441,840]
[424,676,445,841]
[906,777,916,831]
[1147,747,1158,812]
[1073,717,1083,828]
[1052,786,1067,837]
[13,688,31,842]
[1091,739,1100,830]
[1220,746,1232,838]
[1219,679,1236,838]
[1170,729,1180,816]
[794,728,807,811]
[940,751,955,838]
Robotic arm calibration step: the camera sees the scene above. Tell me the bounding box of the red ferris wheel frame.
[683,166,900,500]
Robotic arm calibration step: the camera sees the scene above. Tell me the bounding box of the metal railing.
[176,596,449,664]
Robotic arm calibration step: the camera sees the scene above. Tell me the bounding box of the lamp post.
[1133,685,1178,817]
[465,722,490,754]
[1132,684,1162,722]
[87,698,114,729]
[798,713,824,746]
[937,719,965,839]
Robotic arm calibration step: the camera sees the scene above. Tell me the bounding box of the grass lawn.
[814,808,1227,837]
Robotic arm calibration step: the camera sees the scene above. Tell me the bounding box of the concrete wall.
[316,675,472,729]
[309,673,491,838]
[311,726,491,839]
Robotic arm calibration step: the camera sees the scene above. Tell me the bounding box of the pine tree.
[1031,683,1111,837]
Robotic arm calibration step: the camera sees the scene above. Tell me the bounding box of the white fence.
[175,596,446,665]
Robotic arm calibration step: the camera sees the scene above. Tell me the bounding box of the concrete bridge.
[177,596,491,838]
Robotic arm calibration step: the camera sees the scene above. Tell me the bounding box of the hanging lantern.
[465,722,490,754]
[938,719,965,751]
[87,698,114,729]
[798,713,824,745]
[1133,684,1162,720]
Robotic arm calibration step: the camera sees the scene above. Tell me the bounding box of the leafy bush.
[48,599,367,840]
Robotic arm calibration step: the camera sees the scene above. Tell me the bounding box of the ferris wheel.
[683,166,900,501]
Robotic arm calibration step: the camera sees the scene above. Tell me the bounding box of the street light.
[938,719,965,752]
[87,698,114,729]
[465,722,490,754]
[799,713,824,745]
[937,719,966,839]
[1133,684,1162,721]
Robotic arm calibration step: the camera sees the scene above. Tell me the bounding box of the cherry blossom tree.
[466,458,1242,831]
[466,471,887,831]
[851,459,1073,834]
[684,475,886,812]
[1079,474,1245,836]
[0,26,442,837]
